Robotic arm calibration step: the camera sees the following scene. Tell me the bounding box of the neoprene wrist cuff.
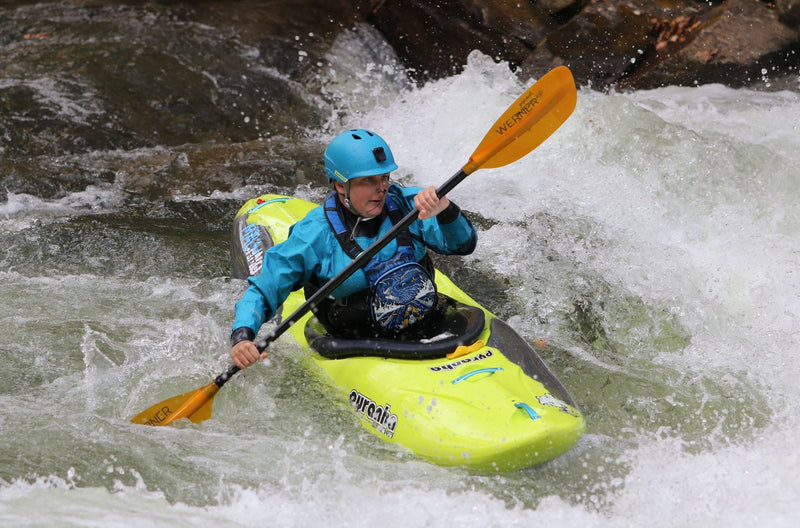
[437,202,461,224]
[231,327,256,346]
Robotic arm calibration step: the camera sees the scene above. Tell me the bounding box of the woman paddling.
[230,129,478,370]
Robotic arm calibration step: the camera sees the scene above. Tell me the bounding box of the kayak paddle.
[130,65,578,426]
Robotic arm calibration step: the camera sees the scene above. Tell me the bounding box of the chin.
[364,202,385,217]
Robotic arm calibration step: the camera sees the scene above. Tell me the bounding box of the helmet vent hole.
[372,147,386,163]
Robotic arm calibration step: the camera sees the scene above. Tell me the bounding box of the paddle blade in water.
[464,66,577,174]
[130,381,219,426]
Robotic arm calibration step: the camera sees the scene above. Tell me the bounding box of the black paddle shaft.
[214,169,469,388]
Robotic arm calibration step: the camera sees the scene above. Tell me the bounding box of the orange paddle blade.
[463,66,577,174]
[130,381,219,426]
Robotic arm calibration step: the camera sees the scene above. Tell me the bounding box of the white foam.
[0,186,124,231]
[3,51,800,527]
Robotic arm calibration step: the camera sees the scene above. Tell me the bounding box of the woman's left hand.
[415,186,449,220]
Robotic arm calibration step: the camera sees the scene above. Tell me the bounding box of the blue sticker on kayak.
[240,222,265,276]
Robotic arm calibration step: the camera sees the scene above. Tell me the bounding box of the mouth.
[363,196,386,216]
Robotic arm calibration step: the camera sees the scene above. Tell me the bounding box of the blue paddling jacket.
[231,185,477,343]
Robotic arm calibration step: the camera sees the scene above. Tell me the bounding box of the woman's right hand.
[231,340,267,369]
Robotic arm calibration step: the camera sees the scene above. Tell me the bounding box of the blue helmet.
[324,129,398,183]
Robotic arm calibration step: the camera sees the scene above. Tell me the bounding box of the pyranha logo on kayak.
[349,389,398,438]
[428,350,493,372]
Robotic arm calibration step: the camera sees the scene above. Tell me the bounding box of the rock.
[776,0,800,28]
[116,138,324,200]
[518,1,660,90]
[194,0,361,81]
[619,0,800,89]
[2,0,797,205]
[361,0,557,82]
[363,0,800,90]
[0,0,348,200]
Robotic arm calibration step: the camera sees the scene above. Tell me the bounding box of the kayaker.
[230,129,478,370]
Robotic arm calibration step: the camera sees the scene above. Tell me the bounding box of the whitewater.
[1,52,799,527]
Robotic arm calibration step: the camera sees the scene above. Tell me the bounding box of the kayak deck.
[283,272,585,472]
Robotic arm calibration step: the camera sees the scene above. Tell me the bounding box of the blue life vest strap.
[323,191,411,259]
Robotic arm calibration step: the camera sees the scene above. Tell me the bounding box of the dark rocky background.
[362,0,800,91]
[2,0,797,204]
[8,0,799,92]
[152,0,800,91]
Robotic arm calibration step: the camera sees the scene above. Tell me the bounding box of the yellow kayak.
[231,193,585,472]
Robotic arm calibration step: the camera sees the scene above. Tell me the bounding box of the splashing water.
[2,42,800,528]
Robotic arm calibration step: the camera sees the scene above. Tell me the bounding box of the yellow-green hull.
[232,194,586,472]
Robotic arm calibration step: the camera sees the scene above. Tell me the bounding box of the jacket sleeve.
[431,201,478,255]
[231,213,324,341]
[392,185,478,256]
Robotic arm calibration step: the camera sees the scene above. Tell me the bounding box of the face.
[337,174,390,218]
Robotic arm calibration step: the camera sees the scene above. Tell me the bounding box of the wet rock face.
[359,0,558,82]
[1,0,797,203]
[776,0,800,28]
[1,1,357,159]
[616,0,800,89]
[1,1,356,200]
[367,0,799,90]
[518,1,656,91]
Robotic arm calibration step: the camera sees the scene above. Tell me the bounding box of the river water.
[2,4,800,527]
